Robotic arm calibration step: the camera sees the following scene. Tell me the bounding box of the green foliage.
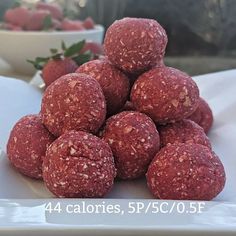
[42,15,53,31]
[12,1,21,9]
[73,52,92,65]
[27,57,50,70]
[64,40,85,57]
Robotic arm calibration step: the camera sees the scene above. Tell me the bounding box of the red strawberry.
[61,19,85,31]
[2,23,22,31]
[52,18,62,30]
[42,58,78,87]
[36,2,63,20]
[28,40,94,86]
[4,7,31,28]
[83,17,95,29]
[26,10,51,31]
[81,42,104,56]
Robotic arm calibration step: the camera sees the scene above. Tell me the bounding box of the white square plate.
[0,70,236,235]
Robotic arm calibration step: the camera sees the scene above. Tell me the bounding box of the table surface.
[0,58,31,81]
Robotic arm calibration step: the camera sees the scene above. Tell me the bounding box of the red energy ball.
[158,119,211,149]
[41,73,106,137]
[101,111,160,179]
[131,66,200,124]
[146,143,226,200]
[76,59,130,115]
[7,114,55,179]
[104,17,167,74]
[188,97,213,134]
[43,130,116,198]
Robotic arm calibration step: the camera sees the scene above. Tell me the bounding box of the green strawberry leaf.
[27,60,44,70]
[12,1,21,8]
[63,9,77,20]
[52,53,63,60]
[50,48,58,54]
[64,40,86,57]
[27,57,50,70]
[72,52,92,66]
[43,15,53,31]
[61,41,67,51]
[35,57,50,63]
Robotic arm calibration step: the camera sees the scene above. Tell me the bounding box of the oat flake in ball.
[131,66,200,124]
[158,119,211,149]
[7,114,55,179]
[76,59,130,115]
[43,130,116,198]
[104,17,167,74]
[101,111,160,179]
[146,143,226,200]
[188,97,213,134]
[41,73,106,137]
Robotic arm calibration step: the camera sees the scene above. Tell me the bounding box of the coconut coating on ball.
[131,67,200,123]
[41,73,106,137]
[7,114,55,179]
[146,143,226,200]
[158,119,211,149]
[76,59,130,115]
[188,97,213,134]
[101,111,160,179]
[43,130,116,198]
[104,17,167,74]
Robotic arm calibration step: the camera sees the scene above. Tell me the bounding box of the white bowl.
[0,25,104,75]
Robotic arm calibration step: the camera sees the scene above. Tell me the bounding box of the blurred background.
[0,0,236,78]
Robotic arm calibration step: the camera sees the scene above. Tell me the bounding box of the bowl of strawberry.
[0,1,104,75]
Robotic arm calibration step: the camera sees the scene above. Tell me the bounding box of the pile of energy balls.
[7,18,226,200]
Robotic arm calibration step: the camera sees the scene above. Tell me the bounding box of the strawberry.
[28,40,98,87]
[1,23,22,31]
[42,58,78,87]
[61,18,85,31]
[26,10,52,31]
[36,2,63,20]
[52,18,62,30]
[4,6,31,28]
[83,17,95,29]
[81,42,104,56]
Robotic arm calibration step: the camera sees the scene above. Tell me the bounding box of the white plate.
[0,70,236,235]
